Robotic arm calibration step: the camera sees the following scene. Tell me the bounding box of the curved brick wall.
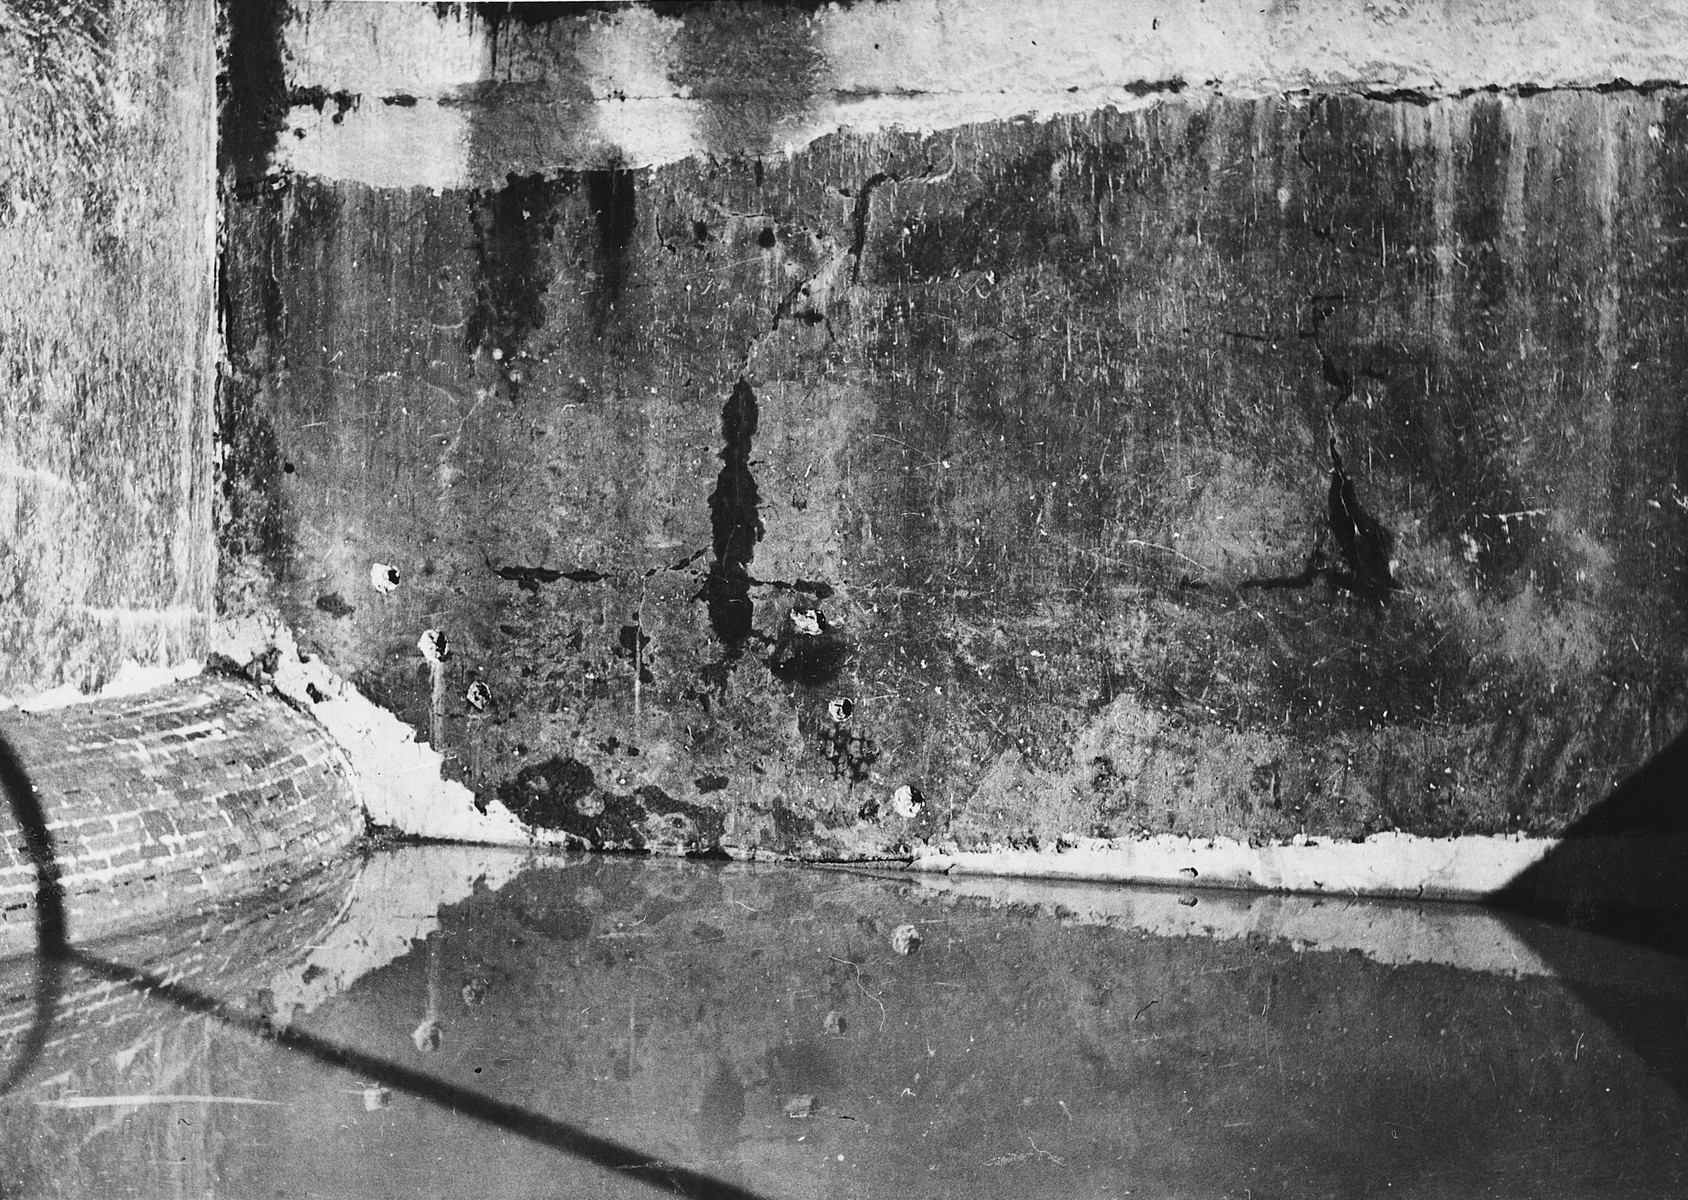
[0,677,363,960]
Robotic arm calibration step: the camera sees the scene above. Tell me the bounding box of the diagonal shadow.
[1486,724,1688,1103]
[0,723,768,1200]
[0,725,69,1097]
[65,949,771,1200]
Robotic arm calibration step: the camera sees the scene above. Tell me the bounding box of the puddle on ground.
[1,847,1684,1199]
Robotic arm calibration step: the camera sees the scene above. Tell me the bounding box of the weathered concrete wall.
[0,677,364,958]
[220,3,1688,861]
[0,0,218,698]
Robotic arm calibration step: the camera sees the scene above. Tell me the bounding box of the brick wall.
[0,677,363,960]
[0,853,362,1094]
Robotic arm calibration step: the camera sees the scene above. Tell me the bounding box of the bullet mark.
[370,563,400,593]
[892,784,925,818]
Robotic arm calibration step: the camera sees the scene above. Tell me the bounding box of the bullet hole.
[417,629,449,662]
[823,1010,845,1036]
[411,1020,442,1053]
[461,978,488,1006]
[892,784,925,818]
[827,696,854,722]
[890,924,921,955]
[370,563,400,594]
[789,608,821,636]
[757,227,777,249]
[585,168,638,310]
[465,681,490,711]
[282,461,294,473]
[314,592,354,619]
[305,682,328,703]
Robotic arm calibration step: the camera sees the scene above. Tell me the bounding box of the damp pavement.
[1,847,1683,1199]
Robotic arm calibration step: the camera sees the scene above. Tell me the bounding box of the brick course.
[0,678,363,960]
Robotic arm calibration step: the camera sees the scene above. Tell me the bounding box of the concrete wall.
[0,677,364,959]
[220,2,1688,861]
[0,0,217,699]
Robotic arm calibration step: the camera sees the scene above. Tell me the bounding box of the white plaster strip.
[911,831,1557,901]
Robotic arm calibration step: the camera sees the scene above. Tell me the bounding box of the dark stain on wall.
[698,380,764,655]
[218,0,289,195]
[467,171,570,394]
[584,169,638,317]
[496,756,725,853]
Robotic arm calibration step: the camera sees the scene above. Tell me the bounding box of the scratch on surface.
[827,954,887,1031]
[37,1094,286,1109]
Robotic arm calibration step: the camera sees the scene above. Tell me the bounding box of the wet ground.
[1,847,1683,1199]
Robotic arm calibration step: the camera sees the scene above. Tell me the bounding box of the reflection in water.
[0,849,1683,1199]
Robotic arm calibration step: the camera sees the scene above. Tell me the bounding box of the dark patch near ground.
[218,0,289,194]
[638,784,728,853]
[698,380,763,654]
[497,755,603,830]
[769,803,816,849]
[495,758,725,853]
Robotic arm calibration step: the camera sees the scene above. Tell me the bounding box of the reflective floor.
[1,848,1684,1199]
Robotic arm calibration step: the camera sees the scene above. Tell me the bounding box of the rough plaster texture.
[0,0,217,697]
[223,83,1688,868]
